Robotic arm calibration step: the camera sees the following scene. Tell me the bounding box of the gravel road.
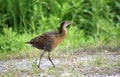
[0,50,120,77]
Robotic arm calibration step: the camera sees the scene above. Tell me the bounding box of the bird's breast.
[51,34,66,51]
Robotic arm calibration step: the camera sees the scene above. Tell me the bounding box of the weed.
[0,0,120,61]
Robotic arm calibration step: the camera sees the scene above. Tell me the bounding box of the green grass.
[0,0,120,59]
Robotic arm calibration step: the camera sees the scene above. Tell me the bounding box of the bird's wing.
[29,32,56,45]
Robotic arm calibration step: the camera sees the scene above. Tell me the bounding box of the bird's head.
[59,21,72,33]
[61,21,71,28]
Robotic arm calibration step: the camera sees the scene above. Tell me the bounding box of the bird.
[26,21,71,68]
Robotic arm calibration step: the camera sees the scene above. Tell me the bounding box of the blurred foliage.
[0,28,32,53]
[0,0,120,54]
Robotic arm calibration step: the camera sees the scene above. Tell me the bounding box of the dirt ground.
[0,48,120,77]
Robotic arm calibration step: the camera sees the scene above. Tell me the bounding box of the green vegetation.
[0,0,120,59]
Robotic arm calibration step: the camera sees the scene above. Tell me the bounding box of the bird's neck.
[59,25,67,35]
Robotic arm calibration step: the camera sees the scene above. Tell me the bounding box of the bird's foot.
[37,65,40,68]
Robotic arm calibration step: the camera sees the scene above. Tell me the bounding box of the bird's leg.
[37,51,45,68]
[48,52,55,68]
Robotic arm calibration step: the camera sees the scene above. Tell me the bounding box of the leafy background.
[0,0,120,59]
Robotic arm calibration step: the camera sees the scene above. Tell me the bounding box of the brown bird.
[26,21,71,68]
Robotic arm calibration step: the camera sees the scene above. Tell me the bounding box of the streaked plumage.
[26,21,71,68]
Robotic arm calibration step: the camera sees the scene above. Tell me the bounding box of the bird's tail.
[25,41,33,46]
